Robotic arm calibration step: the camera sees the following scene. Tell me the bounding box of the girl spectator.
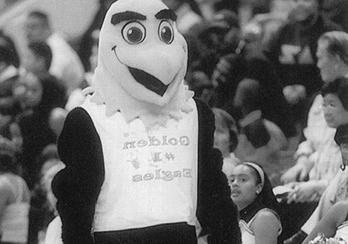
[0,139,30,244]
[229,162,283,244]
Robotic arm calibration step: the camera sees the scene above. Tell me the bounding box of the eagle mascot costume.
[52,0,240,243]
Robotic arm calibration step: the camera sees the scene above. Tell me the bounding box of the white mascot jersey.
[80,0,199,231]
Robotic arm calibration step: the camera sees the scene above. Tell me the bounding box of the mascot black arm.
[195,99,241,244]
[52,107,105,244]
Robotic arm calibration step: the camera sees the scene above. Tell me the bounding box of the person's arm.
[302,201,348,244]
[287,180,328,203]
[252,210,281,244]
[0,183,11,221]
[52,107,105,244]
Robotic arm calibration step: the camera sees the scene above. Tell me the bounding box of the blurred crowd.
[0,0,348,243]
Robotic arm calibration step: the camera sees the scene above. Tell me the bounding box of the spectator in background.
[265,0,341,126]
[24,10,85,95]
[78,0,116,71]
[0,138,30,244]
[0,30,20,68]
[302,78,348,244]
[286,77,348,244]
[212,107,240,176]
[24,42,67,108]
[0,33,22,154]
[321,0,348,32]
[233,78,288,185]
[0,33,20,118]
[281,31,348,198]
[212,40,296,139]
[13,72,59,189]
[278,31,348,240]
[162,0,203,34]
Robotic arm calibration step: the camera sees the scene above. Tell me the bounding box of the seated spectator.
[189,71,215,106]
[24,42,67,108]
[228,162,283,244]
[78,0,116,71]
[13,72,59,189]
[0,30,20,68]
[0,99,22,155]
[280,31,348,201]
[0,33,23,154]
[232,78,288,185]
[0,139,30,244]
[278,31,348,240]
[0,33,20,118]
[212,39,296,138]
[303,201,348,243]
[286,77,348,243]
[247,0,295,47]
[24,10,85,95]
[212,107,240,176]
[321,0,348,32]
[265,0,342,125]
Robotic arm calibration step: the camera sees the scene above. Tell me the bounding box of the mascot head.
[91,0,192,125]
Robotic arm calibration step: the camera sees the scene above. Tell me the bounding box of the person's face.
[214,125,231,157]
[290,0,318,21]
[317,40,342,82]
[24,16,49,43]
[24,50,44,75]
[229,165,262,210]
[13,73,43,109]
[323,93,348,128]
[212,58,231,88]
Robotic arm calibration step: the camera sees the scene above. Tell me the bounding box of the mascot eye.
[158,20,174,44]
[122,21,146,44]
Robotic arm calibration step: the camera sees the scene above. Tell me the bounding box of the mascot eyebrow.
[111,9,177,25]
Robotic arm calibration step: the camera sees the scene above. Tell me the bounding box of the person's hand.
[281,156,310,184]
[281,165,302,184]
[287,181,318,203]
[283,84,306,105]
[296,155,312,181]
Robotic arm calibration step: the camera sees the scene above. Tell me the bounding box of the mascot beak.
[128,67,169,96]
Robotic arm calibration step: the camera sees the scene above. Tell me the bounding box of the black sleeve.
[52,107,105,244]
[195,100,241,244]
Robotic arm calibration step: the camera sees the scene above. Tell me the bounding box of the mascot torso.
[81,97,199,231]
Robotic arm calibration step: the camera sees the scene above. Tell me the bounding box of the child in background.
[229,161,283,244]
